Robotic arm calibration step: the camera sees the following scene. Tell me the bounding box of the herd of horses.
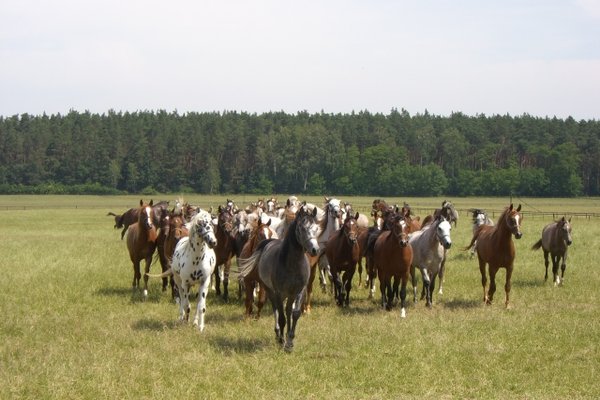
[108,196,573,351]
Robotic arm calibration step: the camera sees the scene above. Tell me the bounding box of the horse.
[156,211,188,299]
[464,204,523,308]
[238,204,320,352]
[356,212,384,290]
[373,214,413,317]
[342,202,370,228]
[110,200,170,240]
[240,218,278,318]
[468,209,495,256]
[305,197,342,312]
[409,216,452,307]
[125,199,159,298]
[147,210,217,331]
[531,216,573,286]
[213,204,237,301]
[326,212,360,307]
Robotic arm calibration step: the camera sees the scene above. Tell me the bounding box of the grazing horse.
[464,204,523,308]
[238,205,320,352]
[126,200,158,297]
[147,210,217,331]
[531,216,573,286]
[213,204,237,301]
[326,212,360,307]
[373,215,413,317]
[240,218,278,318]
[409,216,452,307]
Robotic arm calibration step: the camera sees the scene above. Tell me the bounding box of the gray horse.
[531,216,573,286]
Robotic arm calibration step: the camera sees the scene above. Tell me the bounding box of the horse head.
[506,204,523,239]
[558,216,573,246]
[342,212,359,245]
[391,215,409,247]
[296,204,320,256]
[435,216,452,249]
[193,211,217,249]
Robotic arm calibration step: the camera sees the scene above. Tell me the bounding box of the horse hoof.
[400,308,406,318]
[143,289,148,298]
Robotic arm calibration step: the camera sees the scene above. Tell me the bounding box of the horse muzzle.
[444,241,452,250]
[514,232,523,239]
[207,238,218,249]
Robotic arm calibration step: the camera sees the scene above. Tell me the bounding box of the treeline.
[0,109,598,197]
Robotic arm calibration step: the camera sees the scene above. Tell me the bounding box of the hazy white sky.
[1,0,599,119]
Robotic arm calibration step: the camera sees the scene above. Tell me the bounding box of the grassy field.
[1,195,599,399]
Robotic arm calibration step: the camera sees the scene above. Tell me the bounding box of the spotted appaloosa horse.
[147,210,218,332]
[464,204,523,308]
[531,216,573,286]
[126,200,159,298]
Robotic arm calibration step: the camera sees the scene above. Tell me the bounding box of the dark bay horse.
[156,211,188,299]
[464,204,523,308]
[214,204,237,301]
[238,205,320,352]
[373,215,413,317]
[326,212,360,307]
[240,218,277,318]
[126,200,158,298]
[531,216,573,286]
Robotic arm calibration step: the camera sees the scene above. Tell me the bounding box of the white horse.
[147,210,217,332]
[469,209,495,256]
[409,216,452,307]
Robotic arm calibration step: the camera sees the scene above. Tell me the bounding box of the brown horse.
[464,204,523,308]
[531,216,573,286]
[326,212,360,307]
[240,218,277,318]
[373,214,413,317]
[126,199,159,297]
[156,211,188,299]
[213,204,237,301]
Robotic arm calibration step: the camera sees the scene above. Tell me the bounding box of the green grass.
[1,195,599,399]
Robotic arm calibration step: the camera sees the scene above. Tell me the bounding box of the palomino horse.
[126,200,159,298]
[238,205,320,352]
[147,210,217,332]
[326,212,360,307]
[213,204,237,301]
[373,214,413,317]
[305,197,342,312]
[464,204,523,308]
[531,216,573,286]
[409,216,452,307]
[240,217,278,318]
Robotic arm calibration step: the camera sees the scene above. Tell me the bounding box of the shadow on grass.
[209,336,271,354]
[442,298,481,309]
[131,318,179,331]
[512,278,545,288]
[94,285,169,304]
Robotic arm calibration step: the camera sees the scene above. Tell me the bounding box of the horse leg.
[243,275,254,317]
[256,283,267,319]
[379,277,388,310]
[551,254,560,286]
[193,277,211,332]
[142,255,152,298]
[543,250,550,281]
[304,263,317,313]
[420,268,431,308]
[343,267,356,307]
[438,254,446,295]
[333,270,343,306]
[367,256,377,299]
[318,255,330,294]
[213,265,222,296]
[399,273,408,318]
[132,260,141,291]
[284,290,305,352]
[411,265,418,304]
[223,259,232,302]
[391,276,400,308]
[487,267,498,305]
[560,254,567,285]
[479,258,488,304]
[179,283,191,322]
[357,257,363,288]
[504,267,513,308]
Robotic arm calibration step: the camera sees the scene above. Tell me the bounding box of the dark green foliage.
[0,110,598,196]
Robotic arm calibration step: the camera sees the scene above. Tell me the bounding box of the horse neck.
[281,220,306,260]
[493,212,514,244]
[319,212,339,242]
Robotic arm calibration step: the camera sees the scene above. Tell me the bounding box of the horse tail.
[145,267,173,278]
[238,242,271,280]
[107,211,118,216]
[531,239,543,251]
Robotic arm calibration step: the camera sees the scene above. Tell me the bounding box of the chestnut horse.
[326,212,360,307]
[464,204,523,308]
[373,214,413,317]
[126,199,158,298]
[240,217,278,318]
[531,216,573,286]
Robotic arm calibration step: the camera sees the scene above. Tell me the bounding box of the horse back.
[541,223,567,256]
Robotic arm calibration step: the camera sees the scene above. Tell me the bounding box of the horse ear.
[516,204,521,212]
[312,206,318,217]
[355,212,360,220]
[568,217,572,223]
[266,218,271,226]
[149,199,154,206]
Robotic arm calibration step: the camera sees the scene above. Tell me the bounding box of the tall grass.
[1,196,599,399]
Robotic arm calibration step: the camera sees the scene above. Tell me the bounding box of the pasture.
[1,195,599,399]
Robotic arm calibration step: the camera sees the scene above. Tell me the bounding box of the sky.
[1,0,599,120]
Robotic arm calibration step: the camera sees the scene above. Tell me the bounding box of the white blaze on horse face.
[145,206,153,227]
[437,219,452,249]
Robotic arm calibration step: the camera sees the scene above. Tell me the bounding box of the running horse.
[464,204,523,308]
[213,203,237,301]
[531,216,573,286]
[240,217,278,318]
[373,214,413,317]
[326,212,360,307]
[238,204,320,352]
[125,199,159,298]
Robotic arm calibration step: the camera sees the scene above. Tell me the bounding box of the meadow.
[1,195,599,399]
